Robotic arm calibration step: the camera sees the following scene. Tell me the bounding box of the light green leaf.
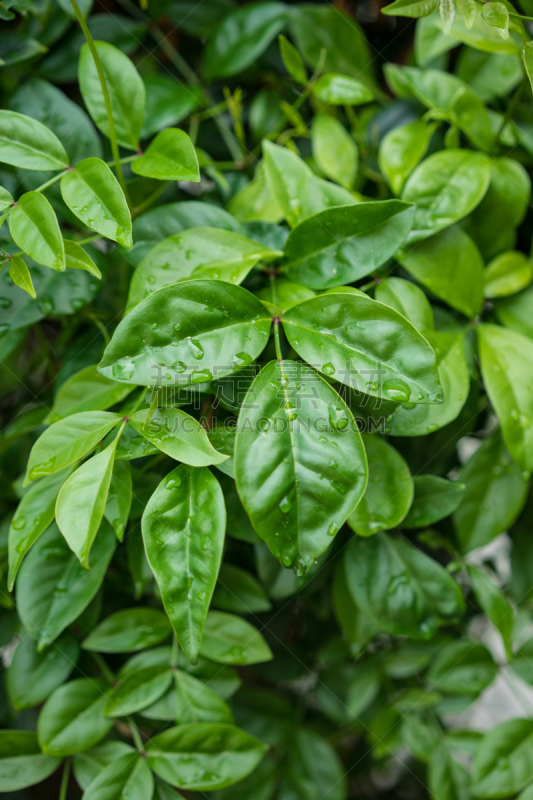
[61,158,132,248]
[132,128,200,182]
[457,0,477,28]
[401,149,491,241]
[485,251,533,298]
[279,34,306,84]
[131,407,229,467]
[64,240,101,278]
[104,460,132,541]
[235,360,367,572]
[24,410,122,484]
[38,678,113,756]
[141,75,202,139]
[83,608,172,652]
[142,465,225,663]
[99,280,272,388]
[348,434,414,536]
[312,73,375,104]
[200,612,272,664]
[0,731,61,792]
[378,119,434,195]
[0,185,13,211]
[382,0,438,17]
[9,192,65,271]
[440,0,455,34]
[283,200,414,288]
[47,365,133,423]
[146,723,268,791]
[282,293,443,403]
[55,438,119,569]
[478,324,533,470]
[312,115,358,190]
[9,255,35,298]
[79,41,145,150]
[374,277,434,332]
[482,2,509,39]
[0,110,69,170]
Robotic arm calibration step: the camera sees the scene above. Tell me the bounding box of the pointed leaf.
[83,754,154,800]
[200,612,272,665]
[132,128,200,182]
[0,731,61,791]
[9,254,35,298]
[83,608,171,652]
[38,678,113,756]
[9,192,65,271]
[0,110,69,170]
[105,665,172,717]
[131,407,229,467]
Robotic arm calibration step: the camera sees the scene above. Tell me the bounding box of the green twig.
[59,759,71,800]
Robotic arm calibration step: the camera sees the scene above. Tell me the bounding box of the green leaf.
[427,639,497,695]
[384,330,469,436]
[348,435,414,536]
[60,158,132,248]
[175,669,234,724]
[127,228,281,309]
[212,564,271,613]
[55,438,119,569]
[482,2,509,39]
[311,115,358,190]
[201,612,272,664]
[104,460,132,541]
[440,0,455,32]
[141,75,202,139]
[64,239,102,278]
[6,634,78,710]
[282,293,443,403]
[382,0,438,17]
[457,0,477,28]
[401,149,491,241]
[38,678,113,756]
[24,410,122,484]
[8,467,73,590]
[146,723,268,791]
[131,407,229,467]
[132,129,200,182]
[403,475,465,528]
[142,465,225,663]
[282,200,413,288]
[204,2,288,80]
[428,745,471,800]
[400,226,485,318]
[378,119,434,195]
[312,73,375,105]
[524,42,533,92]
[0,185,13,212]
[9,254,35,298]
[79,41,145,150]
[99,280,271,388]
[0,110,69,170]
[472,719,533,798]
[83,608,172,652]
[344,533,465,638]
[374,277,434,332]
[235,360,367,572]
[0,731,61,792]
[485,251,533,298]
[279,34,306,84]
[262,140,355,227]
[467,564,514,659]
[453,430,529,552]
[83,754,154,800]
[105,665,172,717]
[73,742,136,792]
[495,284,533,338]
[16,523,116,648]
[47,365,133,423]
[478,324,533,470]
[9,192,65,271]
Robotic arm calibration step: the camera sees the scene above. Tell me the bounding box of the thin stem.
[34,169,70,194]
[171,633,179,669]
[274,321,283,361]
[493,78,525,152]
[128,717,145,752]
[92,652,115,684]
[59,759,71,800]
[69,0,129,205]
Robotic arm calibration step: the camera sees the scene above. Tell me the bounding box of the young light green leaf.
[9,254,35,298]
[131,407,229,467]
[0,110,69,170]
[403,475,465,528]
[8,467,73,590]
[64,239,101,278]
[278,34,306,84]
[127,228,281,309]
[374,276,434,332]
[47,365,133,423]
[24,410,122,484]
[9,192,65,271]
[482,2,509,39]
[282,200,414,288]
[378,119,434,195]
[312,115,358,190]
[83,754,154,800]
[6,634,78,710]
[382,0,438,17]
[104,459,132,541]
[348,435,414,536]
[457,0,477,28]
[38,678,113,756]
[17,523,116,649]
[83,608,172,652]
[132,128,200,182]
[105,665,172,717]
[439,0,455,33]
[55,437,119,569]
[402,149,491,241]
[60,158,131,248]
[78,41,145,150]
[0,185,13,212]
[485,251,533,298]
[142,465,226,663]
[478,324,533,470]
[312,73,375,104]
[99,280,272,388]
[235,360,367,572]
[282,293,443,403]
[0,731,61,792]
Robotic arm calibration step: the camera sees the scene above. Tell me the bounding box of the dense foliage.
[2,0,533,797]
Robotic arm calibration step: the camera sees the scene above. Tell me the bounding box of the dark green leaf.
[0,731,61,792]
[200,611,272,664]
[403,475,465,528]
[38,678,113,756]
[83,607,172,652]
